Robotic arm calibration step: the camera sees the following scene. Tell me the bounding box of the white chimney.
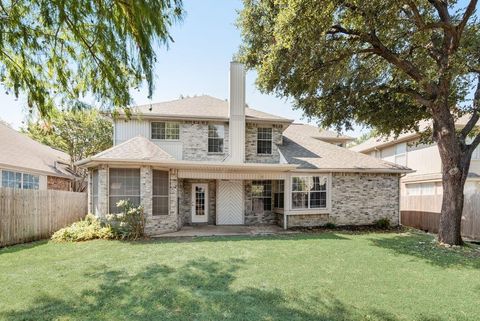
[228,62,246,163]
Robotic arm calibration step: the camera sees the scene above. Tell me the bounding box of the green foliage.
[24,107,113,190]
[105,200,145,240]
[238,0,480,136]
[324,222,336,229]
[51,214,113,242]
[374,218,391,229]
[0,0,183,117]
[25,107,113,163]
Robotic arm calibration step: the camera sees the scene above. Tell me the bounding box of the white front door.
[191,183,208,223]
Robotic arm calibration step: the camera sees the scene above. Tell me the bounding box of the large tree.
[25,107,113,191]
[0,0,183,117]
[239,0,480,245]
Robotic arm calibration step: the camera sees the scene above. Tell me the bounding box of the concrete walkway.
[153,225,296,238]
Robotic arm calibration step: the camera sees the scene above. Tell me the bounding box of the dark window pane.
[257,128,272,154]
[310,191,327,208]
[252,180,272,212]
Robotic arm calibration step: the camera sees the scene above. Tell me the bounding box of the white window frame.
[1,170,39,190]
[208,124,225,154]
[257,127,273,155]
[290,175,331,212]
[151,121,180,141]
[108,168,141,214]
[152,169,170,216]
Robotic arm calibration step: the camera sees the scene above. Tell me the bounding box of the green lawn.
[1,231,480,321]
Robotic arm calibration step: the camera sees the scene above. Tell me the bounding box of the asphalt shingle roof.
[93,136,175,161]
[126,95,293,123]
[280,124,410,171]
[0,122,74,177]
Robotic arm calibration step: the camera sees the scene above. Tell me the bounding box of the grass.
[1,231,480,321]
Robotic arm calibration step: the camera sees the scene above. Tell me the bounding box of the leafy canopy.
[238,0,480,136]
[0,0,183,117]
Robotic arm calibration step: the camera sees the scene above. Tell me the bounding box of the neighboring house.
[77,62,411,235]
[351,119,480,239]
[0,122,75,191]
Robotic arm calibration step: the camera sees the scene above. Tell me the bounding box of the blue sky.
[0,0,473,135]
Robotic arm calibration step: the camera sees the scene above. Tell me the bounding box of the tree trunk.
[433,109,470,245]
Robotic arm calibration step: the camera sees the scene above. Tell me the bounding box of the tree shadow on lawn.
[0,240,48,255]
[370,232,480,269]
[1,257,419,321]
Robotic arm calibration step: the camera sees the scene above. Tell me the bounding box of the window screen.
[109,168,140,213]
[153,170,169,216]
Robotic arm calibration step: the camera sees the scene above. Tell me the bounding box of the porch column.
[283,175,291,230]
[97,164,108,218]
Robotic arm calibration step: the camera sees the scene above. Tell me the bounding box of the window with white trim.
[292,176,328,209]
[1,170,39,189]
[109,168,140,213]
[394,143,407,166]
[153,170,169,216]
[208,124,225,153]
[257,128,272,154]
[151,122,180,140]
[252,180,272,212]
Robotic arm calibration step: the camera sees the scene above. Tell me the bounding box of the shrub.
[325,222,336,229]
[105,200,145,240]
[51,214,113,242]
[374,218,391,229]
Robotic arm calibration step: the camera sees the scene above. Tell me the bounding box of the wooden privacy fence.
[401,193,480,240]
[0,188,87,247]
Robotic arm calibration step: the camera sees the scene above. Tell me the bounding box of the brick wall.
[47,176,71,191]
[182,122,230,161]
[245,123,283,164]
[330,173,400,226]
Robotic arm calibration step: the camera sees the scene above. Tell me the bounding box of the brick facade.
[181,122,230,161]
[47,176,72,191]
[245,123,283,163]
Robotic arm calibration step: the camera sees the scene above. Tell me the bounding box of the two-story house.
[351,119,480,239]
[78,62,411,235]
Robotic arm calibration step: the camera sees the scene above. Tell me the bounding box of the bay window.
[291,176,328,209]
[153,170,169,215]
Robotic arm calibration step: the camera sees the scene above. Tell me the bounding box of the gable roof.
[0,122,74,178]
[289,123,354,142]
[92,136,175,162]
[122,95,293,123]
[280,124,411,172]
[351,114,478,153]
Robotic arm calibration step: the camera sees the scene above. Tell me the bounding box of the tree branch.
[462,76,480,139]
[457,0,478,40]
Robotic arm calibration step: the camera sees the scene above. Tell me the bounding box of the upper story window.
[292,176,328,209]
[1,170,39,189]
[208,124,225,153]
[151,122,180,140]
[394,143,407,166]
[257,127,272,155]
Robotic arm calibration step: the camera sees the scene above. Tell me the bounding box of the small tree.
[25,107,113,191]
[239,0,480,245]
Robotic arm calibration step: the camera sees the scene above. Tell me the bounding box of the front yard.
[1,231,480,321]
